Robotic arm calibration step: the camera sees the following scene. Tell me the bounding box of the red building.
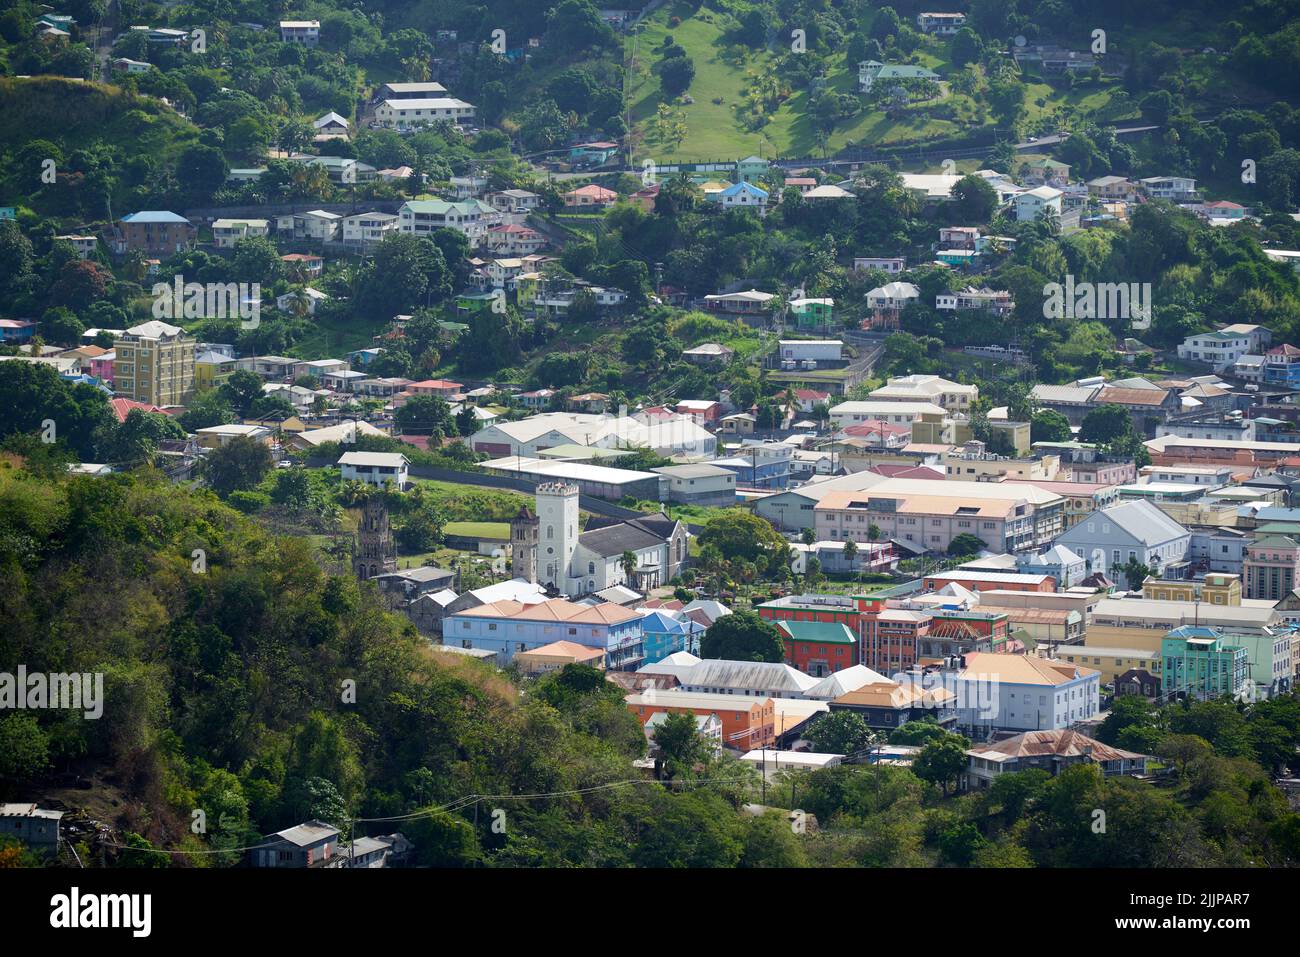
[774,620,856,677]
[760,593,1012,675]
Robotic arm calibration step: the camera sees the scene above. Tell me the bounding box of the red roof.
[1269,344,1300,356]
[409,379,464,390]
[109,397,165,423]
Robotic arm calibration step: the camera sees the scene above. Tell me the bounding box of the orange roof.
[960,652,1097,686]
[1095,387,1169,406]
[834,681,954,709]
[516,640,605,661]
[463,597,641,625]
[565,184,617,199]
[409,379,464,390]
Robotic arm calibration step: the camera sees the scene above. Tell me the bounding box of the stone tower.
[536,482,579,590]
[354,495,397,581]
[510,504,539,584]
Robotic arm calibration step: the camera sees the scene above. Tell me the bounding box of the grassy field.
[286,312,386,360]
[444,521,510,539]
[624,3,1140,163]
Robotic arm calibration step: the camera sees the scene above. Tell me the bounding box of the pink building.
[675,399,722,424]
[407,379,464,399]
[1244,535,1300,601]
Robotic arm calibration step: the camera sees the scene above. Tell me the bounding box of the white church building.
[511,483,690,597]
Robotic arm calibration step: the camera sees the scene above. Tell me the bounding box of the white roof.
[337,451,409,468]
[481,456,659,485]
[125,320,183,339]
[381,97,474,110]
[740,750,843,767]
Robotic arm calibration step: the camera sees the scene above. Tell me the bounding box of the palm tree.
[842,539,859,568]
[800,527,816,547]
[621,549,639,586]
[286,288,312,320]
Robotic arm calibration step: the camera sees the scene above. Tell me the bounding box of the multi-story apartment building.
[112,320,194,406]
[445,596,644,668]
[375,97,475,128]
[398,199,495,244]
[114,211,196,255]
[815,486,1062,555]
[1244,535,1300,600]
[1176,324,1271,370]
[1161,626,1249,700]
[950,652,1100,733]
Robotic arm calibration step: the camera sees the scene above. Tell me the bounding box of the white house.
[55,235,98,259]
[916,11,966,34]
[212,218,270,249]
[275,210,341,242]
[375,98,475,129]
[279,20,319,45]
[1014,185,1062,222]
[1139,176,1197,202]
[936,287,1014,315]
[855,257,906,274]
[1177,324,1272,371]
[341,211,399,245]
[716,181,769,215]
[398,199,495,244]
[337,451,409,489]
[866,281,920,311]
[276,287,328,315]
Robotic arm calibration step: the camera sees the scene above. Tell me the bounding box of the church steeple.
[354,495,397,581]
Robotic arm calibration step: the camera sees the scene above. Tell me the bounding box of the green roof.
[1250,535,1300,548]
[775,620,857,645]
[1253,522,1300,535]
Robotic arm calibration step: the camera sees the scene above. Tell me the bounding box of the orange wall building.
[625,692,775,751]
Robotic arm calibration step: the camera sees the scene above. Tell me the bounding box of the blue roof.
[721,182,768,199]
[121,211,190,224]
[639,611,702,634]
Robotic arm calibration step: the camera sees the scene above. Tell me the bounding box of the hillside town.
[3,0,1300,907]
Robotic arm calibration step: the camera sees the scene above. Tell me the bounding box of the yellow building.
[943,451,1061,482]
[990,420,1031,456]
[113,320,195,407]
[514,272,542,310]
[1055,646,1162,683]
[1142,573,1241,606]
[194,350,238,392]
